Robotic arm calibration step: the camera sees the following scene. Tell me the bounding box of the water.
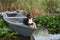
[33,29,60,40]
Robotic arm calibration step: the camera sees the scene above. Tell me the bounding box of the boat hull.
[4,19,36,36]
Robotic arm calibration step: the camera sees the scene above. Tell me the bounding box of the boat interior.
[2,12,26,23]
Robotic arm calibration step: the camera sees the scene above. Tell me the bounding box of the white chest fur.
[28,18,33,24]
[28,18,35,28]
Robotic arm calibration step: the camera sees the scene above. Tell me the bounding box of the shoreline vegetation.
[0,0,60,16]
[34,14,60,34]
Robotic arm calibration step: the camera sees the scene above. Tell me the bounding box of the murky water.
[33,29,60,40]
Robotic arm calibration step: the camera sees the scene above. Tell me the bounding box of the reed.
[0,0,60,16]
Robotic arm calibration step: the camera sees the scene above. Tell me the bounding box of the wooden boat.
[0,11,37,36]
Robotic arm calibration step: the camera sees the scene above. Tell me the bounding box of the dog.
[23,14,34,28]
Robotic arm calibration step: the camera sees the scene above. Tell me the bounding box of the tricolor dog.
[23,14,34,28]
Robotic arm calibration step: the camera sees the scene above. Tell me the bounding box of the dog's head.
[26,13,32,19]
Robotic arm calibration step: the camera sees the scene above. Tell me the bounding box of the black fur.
[23,18,29,25]
[23,14,33,26]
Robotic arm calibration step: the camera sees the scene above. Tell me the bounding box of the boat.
[0,11,37,36]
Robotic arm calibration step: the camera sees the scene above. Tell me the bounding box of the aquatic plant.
[0,19,18,38]
[34,14,60,34]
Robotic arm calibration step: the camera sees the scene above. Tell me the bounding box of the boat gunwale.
[3,17,37,30]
